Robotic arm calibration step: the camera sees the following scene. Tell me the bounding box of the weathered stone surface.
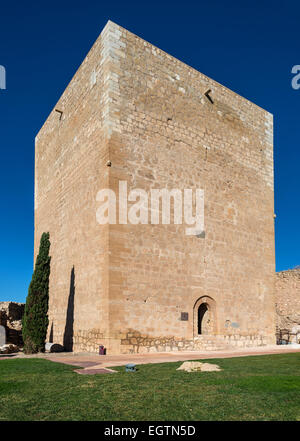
[177,361,203,372]
[177,361,221,372]
[35,21,276,354]
[45,342,64,353]
[0,344,18,354]
[201,363,222,372]
[276,268,300,343]
[0,302,24,346]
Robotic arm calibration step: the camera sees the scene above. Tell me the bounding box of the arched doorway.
[193,296,217,336]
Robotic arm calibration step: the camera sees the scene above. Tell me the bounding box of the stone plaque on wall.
[0,325,6,346]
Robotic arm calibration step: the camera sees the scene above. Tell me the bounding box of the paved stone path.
[47,345,300,374]
[1,345,299,374]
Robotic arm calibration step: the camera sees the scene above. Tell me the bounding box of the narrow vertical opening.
[198,303,209,335]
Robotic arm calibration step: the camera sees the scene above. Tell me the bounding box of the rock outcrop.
[0,302,25,347]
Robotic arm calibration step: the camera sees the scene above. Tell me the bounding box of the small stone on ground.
[0,344,19,354]
[177,361,221,372]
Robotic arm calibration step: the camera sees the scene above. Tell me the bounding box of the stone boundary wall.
[275,268,300,338]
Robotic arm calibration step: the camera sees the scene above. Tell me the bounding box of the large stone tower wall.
[35,26,114,349]
[104,22,275,353]
[35,21,276,354]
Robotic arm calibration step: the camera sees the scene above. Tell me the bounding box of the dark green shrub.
[22,232,51,354]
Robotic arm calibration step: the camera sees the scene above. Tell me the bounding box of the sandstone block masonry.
[276,268,300,342]
[35,21,276,354]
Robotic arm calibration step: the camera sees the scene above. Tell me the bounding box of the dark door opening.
[198,303,209,335]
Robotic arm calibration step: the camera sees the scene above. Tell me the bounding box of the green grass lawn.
[0,353,299,421]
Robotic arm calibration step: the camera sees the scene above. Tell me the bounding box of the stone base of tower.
[70,328,276,355]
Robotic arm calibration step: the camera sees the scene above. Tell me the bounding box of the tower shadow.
[63,266,75,351]
[49,322,54,343]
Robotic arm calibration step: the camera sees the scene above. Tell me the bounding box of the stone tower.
[35,21,276,354]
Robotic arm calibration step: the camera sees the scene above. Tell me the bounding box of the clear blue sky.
[0,0,299,302]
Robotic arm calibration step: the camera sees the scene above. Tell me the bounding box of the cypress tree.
[22,232,51,354]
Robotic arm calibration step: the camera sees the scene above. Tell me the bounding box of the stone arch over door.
[193,296,217,336]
